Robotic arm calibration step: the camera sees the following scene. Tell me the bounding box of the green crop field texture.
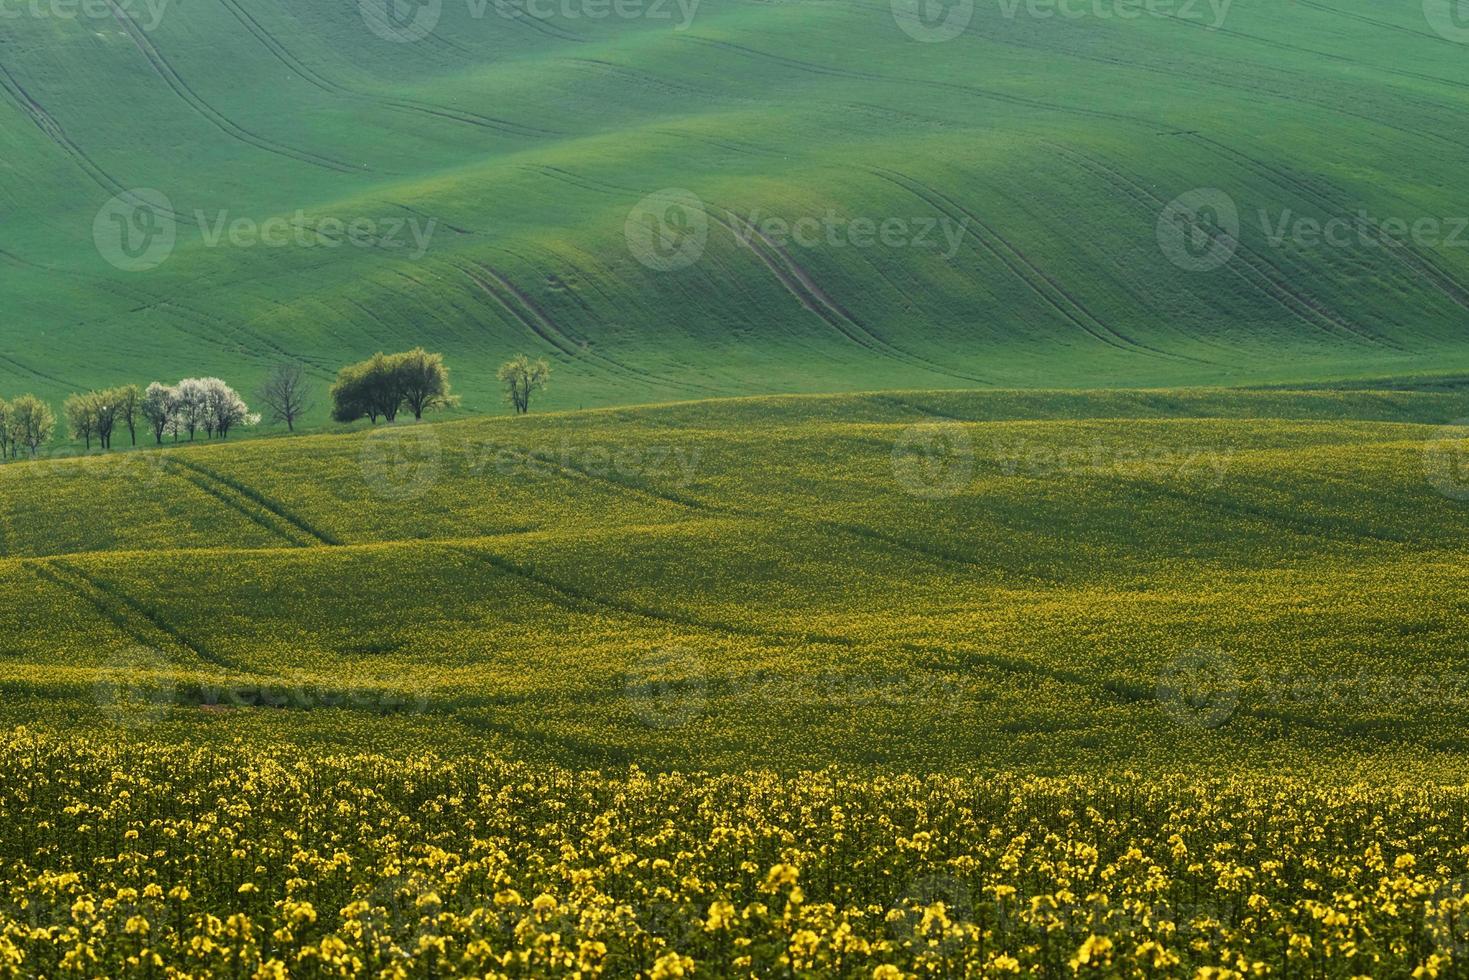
[2,388,1469,776]
[9,0,1469,973]
[3,391,1469,974]
[4,0,1469,418]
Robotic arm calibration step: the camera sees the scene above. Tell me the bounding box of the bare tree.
[111,384,142,446]
[258,363,312,432]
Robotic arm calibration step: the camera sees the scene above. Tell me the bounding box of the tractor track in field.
[1293,0,1450,42]
[1152,7,1469,96]
[871,167,1199,363]
[29,560,240,669]
[216,0,557,139]
[519,166,991,384]
[0,351,78,388]
[485,0,587,42]
[0,64,191,219]
[1113,477,1413,548]
[454,262,700,393]
[167,458,338,547]
[966,18,1469,157]
[1050,145,1401,351]
[1180,134,1469,315]
[444,543,1154,706]
[447,543,866,648]
[517,454,1023,582]
[707,210,994,384]
[456,260,718,394]
[104,0,365,174]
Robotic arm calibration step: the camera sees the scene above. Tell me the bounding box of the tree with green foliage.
[0,399,10,460]
[111,384,142,446]
[331,350,455,424]
[64,393,99,450]
[498,355,550,415]
[329,361,379,425]
[9,395,54,458]
[394,348,457,420]
[141,382,177,445]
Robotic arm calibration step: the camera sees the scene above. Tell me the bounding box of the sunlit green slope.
[3,1,1469,415]
[4,388,1469,775]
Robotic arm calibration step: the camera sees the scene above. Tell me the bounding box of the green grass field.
[9,1,1469,973]
[4,387,1468,778]
[4,0,1469,418]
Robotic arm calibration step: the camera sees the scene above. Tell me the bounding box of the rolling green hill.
[6,387,1469,777]
[4,0,1469,418]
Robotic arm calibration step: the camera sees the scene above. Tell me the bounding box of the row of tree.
[139,378,259,444]
[65,378,258,450]
[0,349,550,459]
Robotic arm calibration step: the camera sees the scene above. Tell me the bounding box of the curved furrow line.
[1149,7,1469,95]
[492,244,729,394]
[1050,146,1400,351]
[1293,0,1452,42]
[872,167,1192,362]
[455,262,708,393]
[30,560,243,670]
[104,0,366,174]
[515,166,989,383]
[170,458,339,546]
[481,1,588,42]
[1183,134,1469,315]
[711,209,995,384]
[0,64,190,221]
[217,0,555,138]
[968,21,1469,157]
